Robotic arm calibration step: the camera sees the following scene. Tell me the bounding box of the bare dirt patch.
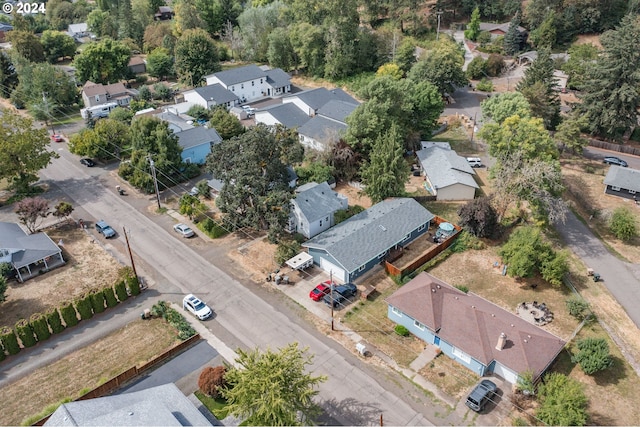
[0,318,180,426]
[334,182,372,209]
[575,34,602,48]
[226,234,280,282]
[418,353,479,399]
[1,224,123,329]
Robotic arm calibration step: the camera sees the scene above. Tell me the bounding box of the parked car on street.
[323,283,358,308]
[603,156,628,167]
[51,134,64,142]
[95,220,116,238]
[465,379,497,412]
[183,294,212,320]
[310,280,333,301]
[80,158,96,167]
[173,223,195,238]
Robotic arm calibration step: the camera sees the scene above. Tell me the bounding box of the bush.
[198,366,227,398]
[485,54,505,77]
[127,275,141,296]
[75,294,94,320]
[394,325,410,337]
[30,313,51,342]
[46,307,65,334]
[275,241,302,265]
[566,296,590,320]
[609,207,638,241]
[198,217,228,238]
[152,300,196,340]
[1,325,20,355]
[15,318,37,347]
[60,301,79,327]
[466,57,487,80]
[114,280,128,302]
[335,205,365,224]
[572,337,613,375]
[90,290,106,314]
[450,230,485,252]
[476,78,493,92]
[103,286,118,308]
[454,285,469,293]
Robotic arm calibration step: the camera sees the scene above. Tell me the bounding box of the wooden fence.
[588,138,640,156]
[33,333,201,426]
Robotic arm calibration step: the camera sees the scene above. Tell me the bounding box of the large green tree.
[516,48,560,130]
[40,30,77,63]
[464,7,481,41]
[209,106,245,140]
[322,0,360,79]
[69,118,130,160]
[289,22,325,76]
[481,92,531,125]
[536,372,588,426]
[221,343,326,425]
[237,1,285,62]
[562,43,598,91]
[0,109,58,194]
[46,0,91,31]
[86,9,118,39]
[74,38,131,84]
[572,337,614,375]
[407,38,467,95]
[197,0,242,36]
[361,124,409,203]
[174,28,220,86]
[206,124,303,233]
[146,48,173,80]
[0,52,18,98]
[579,14,640,139]
[479,115,558,161]
[503,10,525,56]
[173,0,205,37]
[267,27,296,71]
[10,61,78,113]
[7,30,45,62]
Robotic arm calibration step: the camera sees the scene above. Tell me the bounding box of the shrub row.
[0,273,142,360]
[151,301,196,341]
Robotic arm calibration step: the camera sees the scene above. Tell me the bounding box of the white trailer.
[81,102,119,119]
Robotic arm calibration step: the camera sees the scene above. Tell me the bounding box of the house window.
[417,223,426,232]
[391,306,402,317]
[377,250,387,259]
[241,84,244,89]
[629,190,637,194]
[260,79,263,84]
[452,347,471,364]
[612,186,621,191]
[414,320,425,330]
[95,95,100,102]
[231,86,234,91]
[319,220,322,227]
[358,264,365,272]
[402,233,410,241]
[252,81,255,86]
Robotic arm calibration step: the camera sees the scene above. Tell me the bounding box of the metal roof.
[604,166,640,193]
[292,182,347,223]
[416,146,478,190]
[191,84,238,104]
[303,198,435,273]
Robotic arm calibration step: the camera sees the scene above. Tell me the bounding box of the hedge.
[127,275,141,296]
[75,294,93,320]
[30,313,51,342]
[90,290,106,314]
[0,326,19,355]
[114,280,128,302]
[103,286,118,308]
[60,302,79,327]
[46,307,65,334]
[151,301,196,341]
[15,319,36,348]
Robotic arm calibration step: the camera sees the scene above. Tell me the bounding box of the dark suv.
[465,379,497,412]
[323,283,357,308]
[95,220,116,238]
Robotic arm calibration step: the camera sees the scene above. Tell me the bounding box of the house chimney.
[495,332,507,351]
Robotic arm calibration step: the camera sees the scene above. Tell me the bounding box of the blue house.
[175,127,222,165]
[386,272,566,384]
[302,198,435,283]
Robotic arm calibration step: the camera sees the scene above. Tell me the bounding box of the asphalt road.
[32,144,439,425]
[583,146,640,170]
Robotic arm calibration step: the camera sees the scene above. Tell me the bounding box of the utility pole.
[42,92,55,134]
[148,154,161,209]
[470,112,478,145]
[330,272,334,331]
[123,226,138,279]
[436,11,443,41]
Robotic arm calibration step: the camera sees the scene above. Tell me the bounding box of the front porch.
[15,252,66,282]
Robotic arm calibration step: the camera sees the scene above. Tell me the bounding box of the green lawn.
[195,391,230,419]
[422,201,463,224]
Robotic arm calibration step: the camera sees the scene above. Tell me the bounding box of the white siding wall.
[183,91,207,109]
[299,135,327,152]
[254,112,280,127]
[283,98,313,116]
[207,76,268,102]
[436,184,476,201]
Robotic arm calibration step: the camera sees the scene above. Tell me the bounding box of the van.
[466,157,482,168]
[465,379,497,412]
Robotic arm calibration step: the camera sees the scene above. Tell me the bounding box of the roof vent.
[527,335,531,339]
[511,324,515,327]
[472,305,476,309]
[431,288,436,293]
[436,285,441,289]
[491,314,495,317]
[523,339,528,343]
[455,296,459,300]
[379,225,387,231]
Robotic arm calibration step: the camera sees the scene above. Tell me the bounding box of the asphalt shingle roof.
[265,68,291,88]
[603,166,640,193]
[192,84,238,104]
[205,64,266,86]
[317,100,358,123]
[293,182,347,223]
[0,222,61,269]
[298,116,347,141]
[256,103,310,128]
[285,87,358,111]
[386,273,566,378]
[416,146,478,190]
[176,126,222,150]
[303,198,435,273]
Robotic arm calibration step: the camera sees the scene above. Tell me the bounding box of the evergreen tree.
[578,14,640,139]
[464,7,481,41]
[503,10,524,56]
[516,49,560,129]
[361,124,409,204]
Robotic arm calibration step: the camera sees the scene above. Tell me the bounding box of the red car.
[309,280,333,301]
[50,134,64,142]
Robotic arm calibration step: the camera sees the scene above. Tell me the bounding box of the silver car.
[173,223,195,238]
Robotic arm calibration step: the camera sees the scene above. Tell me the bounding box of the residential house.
[603,166,640,200]
[479,22,527,40]
[182,84,239,110]
[386,272,567,383]
[175,126,222,164]
[154,5,174,20]
[204,64,291,102]
[282,87,357,117]
[416,144,478,201]
[0,222,65,282]
[128,55,146,75]
[303,198,435,283]
[45,383,213,426]
[297,116,348,152]
[287,182,348,238]
[152,107,196,133]
[254,103,311,129]
[81,81,134,108]
[67,23,92,41]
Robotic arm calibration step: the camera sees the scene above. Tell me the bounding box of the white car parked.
[183,294,213,320]
[173,223,195,238]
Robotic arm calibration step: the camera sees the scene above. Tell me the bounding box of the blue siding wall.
[180,143,211,165]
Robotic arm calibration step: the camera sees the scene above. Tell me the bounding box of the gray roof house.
[603,166,640,200]
[204,65,291,101]
[182,84,239,110]
[317,99,359,122]
[386,272,566,383]
[303,198,435,283]
[254,103,311,129]
[479,22,527,38]
[0,222,65,282]
[297,116,348,152]
[81,81,133,108]
[282,87,358,117]
[45,383,213,426]
[265,68,292,94]
[416,145,478,201]
[67,22,91,40]
[175,126,222,165]
[287,181,348,239]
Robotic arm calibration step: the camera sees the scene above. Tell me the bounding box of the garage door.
[492,362,519,384]
[320,258,347,283]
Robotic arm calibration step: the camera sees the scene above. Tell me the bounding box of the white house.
[287,182,348,238]
[254,103,310,128]
[416,144,478,201]
[282,87,357,117]
[67,22,91,40]
[182,84,238,110]
[204,65,291,103]
[81,81,134,108]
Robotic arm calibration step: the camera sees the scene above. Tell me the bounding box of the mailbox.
[356,342,367,357]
